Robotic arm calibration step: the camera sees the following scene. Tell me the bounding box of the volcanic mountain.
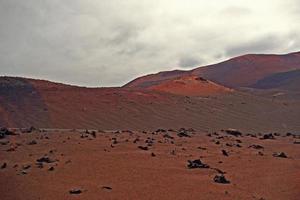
[0,75,299,133]
[124,51,300,91]
[147,75,233,96]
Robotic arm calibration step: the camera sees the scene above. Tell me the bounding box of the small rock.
[258,152,264,156]
[249,145,264,149]
[214,174,230,184]
[1,162,7,169]
[102,186,112,190]
[48,166,55,171]
[151,152,156,157]
[261,133,275,140]
[197,146,207,150]
[177,130,191,138]
[69,189,82,194]
[222,150,229,156]
[187,159,210,169]
[225,129,242,137]
[36,156,55,163]
[22,164,31,170]
[273,152,287,158]
[138,146,148,151]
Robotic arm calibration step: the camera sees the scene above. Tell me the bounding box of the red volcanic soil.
[124,51,300,89]
[0,129,299,200]
[0,77,300,133]
[148,75,233,96]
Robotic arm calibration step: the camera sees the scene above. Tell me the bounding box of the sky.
[0,0,300,87]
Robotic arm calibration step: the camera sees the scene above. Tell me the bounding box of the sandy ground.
[1,129,299,200]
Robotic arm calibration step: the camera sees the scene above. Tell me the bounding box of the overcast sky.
[0,0,299,87]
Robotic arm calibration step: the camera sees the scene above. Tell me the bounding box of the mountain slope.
[251,69,300,91]
[124,52,300,89]
[148,75,232,96]
[0,77,299,133]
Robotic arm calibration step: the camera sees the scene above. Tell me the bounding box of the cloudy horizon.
[0,0,300,87]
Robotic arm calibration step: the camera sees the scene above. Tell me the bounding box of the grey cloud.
[179,56,202,68]
[225,35,287,57]
[0,0,299,87]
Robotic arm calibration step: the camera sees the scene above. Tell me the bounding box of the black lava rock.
[222,150,229,156]
[187,159,210,169]
[225,129,242,137]
[273,152,287,158]
[214,174,230,184]
[69,189,82,194]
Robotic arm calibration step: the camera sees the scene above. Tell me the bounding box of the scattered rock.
[261,133,275,140]
[36,162,44,168]
[163,134,174,139]
[36,156,55,163]
[273,152,287,158]
[286,132,293,137]
[236,139,242,143]
[22,164,31,170]
[21,170,27,175]
[187,159,210,169]
[1,162,7,169]
[102,186,112,190]
[225,129,242,137]
[21,126,38,133]
[90,131,97,138]
[222,150,229,156]
[249,145,264,149]
[214,174,230,184]
[258,152,264,156]
[69,189,82,194]
[197,146,207,150]
[48,166,55,171]
[138,146,148,151]
[0,127,15,139]
[177,128,191,138]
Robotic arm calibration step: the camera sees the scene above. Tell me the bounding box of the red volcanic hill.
[0,76,300,133]
[147,75,233,96]
[124,51,300,90]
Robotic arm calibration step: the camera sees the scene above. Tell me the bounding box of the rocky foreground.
[0,127,299,200]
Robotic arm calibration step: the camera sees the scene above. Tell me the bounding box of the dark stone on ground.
[1,162,7,169]
[187,159,210,169]
[261,133,275,140]
[249,145,264,149]
[102,186,112,190]
[69,189,82,194]
[273,152,287,158]
[225,129,242,137]
[214,174,230,184]
[36,156,55,163]
[138,146,148,151]
[222,150,229,156]
[48,166,55,171]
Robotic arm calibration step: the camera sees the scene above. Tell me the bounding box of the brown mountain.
[251,69,300,91]
[124,52,300,89]
[0,76,299,133]
[147,75,233,96]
